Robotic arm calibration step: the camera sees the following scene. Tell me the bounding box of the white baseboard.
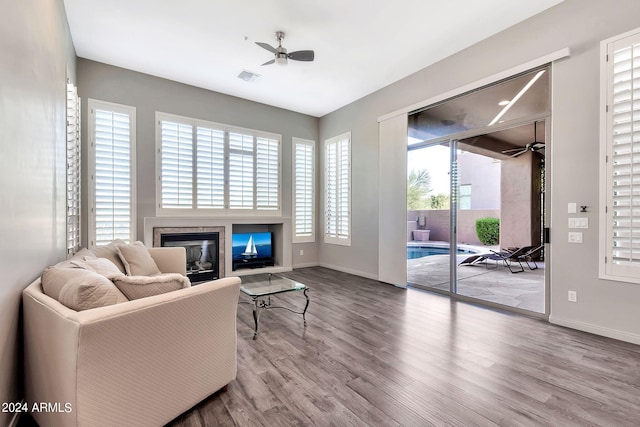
[318,262,379,281]
[549,315,640,345]
[292,262,320,269]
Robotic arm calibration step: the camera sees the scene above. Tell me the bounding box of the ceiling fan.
[501,121,545,157]
[255,31,315,66]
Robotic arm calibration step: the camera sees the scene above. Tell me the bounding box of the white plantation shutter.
[89,100,136,246]
[160,121,193,208]
[66,81,81,255]
[156,113,281,214]
[603,30,640,281]
[293,138,315,242]
[229,132,255,209]
[324,132,351,245]
[256,136,280,210]
[196,126,225,209]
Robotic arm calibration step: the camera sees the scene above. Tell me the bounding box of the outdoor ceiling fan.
[501,121,545,157]
[255,31,315,66]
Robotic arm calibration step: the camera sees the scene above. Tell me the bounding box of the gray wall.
[76,59,320,267]
[0,0,76,424]
[319,0,640,342]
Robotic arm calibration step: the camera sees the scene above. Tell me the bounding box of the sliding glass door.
[407,141,452,292]
[406,66,550,315]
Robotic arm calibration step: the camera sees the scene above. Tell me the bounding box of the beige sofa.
[23,247,241,427]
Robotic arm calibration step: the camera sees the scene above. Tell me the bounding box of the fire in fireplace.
[160,232,220,283]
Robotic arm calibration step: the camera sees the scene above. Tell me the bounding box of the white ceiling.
[63,0,563,117]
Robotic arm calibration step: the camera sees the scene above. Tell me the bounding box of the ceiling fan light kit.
[256,31,315,66]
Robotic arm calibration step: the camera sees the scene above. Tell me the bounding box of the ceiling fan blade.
[510,149,527,158]
[288,50,314,61]
[501,147,524,154]
[261,59,275,66]
[255,42,277,53]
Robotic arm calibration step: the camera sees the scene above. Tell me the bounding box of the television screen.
[231,232,273,261]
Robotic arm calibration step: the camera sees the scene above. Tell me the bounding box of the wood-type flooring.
[168,267,640,426]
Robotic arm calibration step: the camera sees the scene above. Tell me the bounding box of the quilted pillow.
[92,239,127,273]
[112,273,190,300]
[70,256,125,279]
[116,241,161,276]
[41,266,128,311]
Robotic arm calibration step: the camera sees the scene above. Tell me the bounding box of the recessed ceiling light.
[498,100,510,106]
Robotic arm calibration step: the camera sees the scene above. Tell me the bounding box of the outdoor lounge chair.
[488,245,543,273]
[459,245,543,273]
[458,253,500,269]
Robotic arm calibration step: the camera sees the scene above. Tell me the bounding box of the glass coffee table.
[239,273,310,339]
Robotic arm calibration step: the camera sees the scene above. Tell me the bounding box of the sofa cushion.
[116,241,161,276]
[71,256,125,280]
[92,239,127,273]
[112,273,190,300]
[41,266,128,311]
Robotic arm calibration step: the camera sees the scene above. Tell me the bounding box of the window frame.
[324,131,351,246]
[600,27,640,283]
[292,137,316,243]
[459,184,472,210]
[155,112,282,217]
[87,99,137,247]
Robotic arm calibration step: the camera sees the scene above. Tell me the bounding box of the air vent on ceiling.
[238,70,260,82]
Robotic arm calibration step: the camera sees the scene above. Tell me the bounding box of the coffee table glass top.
[240,273,306,297]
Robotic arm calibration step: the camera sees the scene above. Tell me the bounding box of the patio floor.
[407,249,545,313]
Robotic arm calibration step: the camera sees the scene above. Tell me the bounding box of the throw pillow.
[41,266,128,311]
[112,273,190,300]
[92,239,127,273]
[71,256,125,279]
[116,241,161,276]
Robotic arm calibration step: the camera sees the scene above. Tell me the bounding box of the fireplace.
[153,227,225,283]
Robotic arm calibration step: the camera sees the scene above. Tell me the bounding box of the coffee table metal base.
[244,288,309,339]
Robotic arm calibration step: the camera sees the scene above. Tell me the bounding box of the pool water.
[407,246,478,259]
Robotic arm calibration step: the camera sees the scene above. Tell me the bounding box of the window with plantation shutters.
[256,136,279,210]
[88,99,136,247]
[324,132,351,246]
[156,112,281,215]
[228,131,255,209]
[196,126,225,209]
[293,138,315,242]
[601,28,640,283]
[66,80,81,256]
[160,121,193,208]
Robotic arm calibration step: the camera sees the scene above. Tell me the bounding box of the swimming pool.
[407,245,478,259]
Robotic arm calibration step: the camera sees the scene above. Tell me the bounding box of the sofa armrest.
[147,246,186,275]
[23,279,81,427]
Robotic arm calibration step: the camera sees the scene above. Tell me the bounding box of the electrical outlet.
[568,291,577,302]
[299,249,304,256]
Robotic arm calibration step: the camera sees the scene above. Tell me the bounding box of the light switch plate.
[568,202,577,214]
[568,232,583,243]
[569,217,589,229]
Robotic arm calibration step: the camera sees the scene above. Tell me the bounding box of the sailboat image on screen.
[232,232,274,270]
[241,235,258,258]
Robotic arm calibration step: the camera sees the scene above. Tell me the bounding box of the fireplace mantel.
[144,217,292,277]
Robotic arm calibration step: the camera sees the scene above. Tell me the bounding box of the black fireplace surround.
[160,232,219,283]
